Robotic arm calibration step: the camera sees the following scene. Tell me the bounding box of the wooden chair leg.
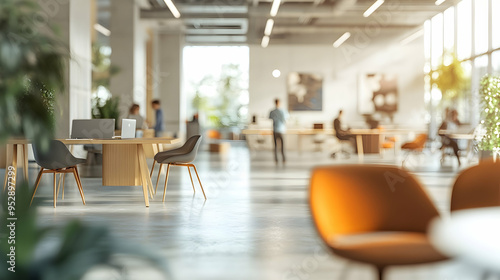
[53,173,57,208]
[56,172,65,199]
[73,167,86,205]
[30,168,44,206]
[187,166,196,193]
[155,163,163,195]
[150,160,156,178]
[61,173,66,200]
[162,164,171,202]
[192,165,207,200]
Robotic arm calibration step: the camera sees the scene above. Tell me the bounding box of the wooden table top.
[242,128,427,135]
[6,137,181,145]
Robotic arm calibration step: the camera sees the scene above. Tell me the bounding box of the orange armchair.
[450,160,500,211]
[309,165,447,280]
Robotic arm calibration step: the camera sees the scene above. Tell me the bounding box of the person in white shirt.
[269,99,289,164]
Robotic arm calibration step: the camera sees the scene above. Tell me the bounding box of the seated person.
[334,110,352,141]
[331,110,354,158]
[439,109,461,165]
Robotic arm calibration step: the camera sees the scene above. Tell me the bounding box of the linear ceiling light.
[163,0,181,18]
[333,32,351,48]
[270,0,282,17]
[261,36,270,48]
[435,0,446,5]
[363,0,384,17]
[264,19,274,36]
[400,29,424,45]
[94,23,111,36]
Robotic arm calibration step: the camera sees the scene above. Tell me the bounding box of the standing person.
[152,100,164,137]
[269,99,288,164]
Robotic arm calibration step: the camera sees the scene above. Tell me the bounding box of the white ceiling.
[108,0,456,46]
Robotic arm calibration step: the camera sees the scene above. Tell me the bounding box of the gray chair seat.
[33,140,86,170]
[154,135,201,164]
[31,140,86,208]
[152,135,206,201]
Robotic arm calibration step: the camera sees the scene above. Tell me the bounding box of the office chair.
[153,135,206,202]
[310,165,447,280]
[401,134,428,166]
[330,137,351,159]
[31,140,86,208]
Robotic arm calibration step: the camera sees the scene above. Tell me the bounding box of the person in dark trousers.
[269,99,288,164]
[152,100,164,137]
[439,109,461,165]
[331,110,354,158]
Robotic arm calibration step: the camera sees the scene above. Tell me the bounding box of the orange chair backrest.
[207,130,221,139]
[309,165,439,244]
[450,160,500,211]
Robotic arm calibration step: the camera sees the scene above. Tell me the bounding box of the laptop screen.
[71,119,115,139]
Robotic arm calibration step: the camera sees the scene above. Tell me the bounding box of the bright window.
[457,0,472,60]
[431,13,443,69]
[493,0,500,49]
[493,51,500,75]
[474,55,489,83]
[474,0,488,55]
[443,6,454,52]
[424,20,431,61]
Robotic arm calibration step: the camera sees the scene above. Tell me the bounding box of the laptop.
[71,119,115,139]
[121,119,137,139]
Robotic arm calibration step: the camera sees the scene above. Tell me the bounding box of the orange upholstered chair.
[309,165,447,280]
[401,133,428,165]
[450,160,500,211]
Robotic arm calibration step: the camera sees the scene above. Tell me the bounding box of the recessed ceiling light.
[272,69,281,78]
[94,23,111,36]
[400,29,424,45]
[261,36,270,48]
[333,32,351,48]
[264,19,275,36]
[363,0,384,18]
[270,0,281,17]
[163,0,181,18]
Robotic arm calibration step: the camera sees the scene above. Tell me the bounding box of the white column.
[44,0,92,138]
[154,31,185,138]
[109,0,147,121]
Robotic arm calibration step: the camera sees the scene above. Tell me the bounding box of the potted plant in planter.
[0,1,170,278]
[477,75,500,161]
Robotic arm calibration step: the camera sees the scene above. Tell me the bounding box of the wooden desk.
[3,138,180,207]
[242,128,426,161]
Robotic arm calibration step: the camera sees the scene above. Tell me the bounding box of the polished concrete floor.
[4,142,488,280]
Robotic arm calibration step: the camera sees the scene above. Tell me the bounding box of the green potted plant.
[477,75,500,161]
[0,1,170,278]
[0,0,66,151]
[92,96,121,129]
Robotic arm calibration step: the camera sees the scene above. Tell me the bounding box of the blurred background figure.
[152,100,165,137]
[439,109,461,165]
[269,99,288,164]
[331,110,354,158]
[127,104,147,129]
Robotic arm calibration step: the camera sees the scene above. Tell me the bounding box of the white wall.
[249,37,426,129]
